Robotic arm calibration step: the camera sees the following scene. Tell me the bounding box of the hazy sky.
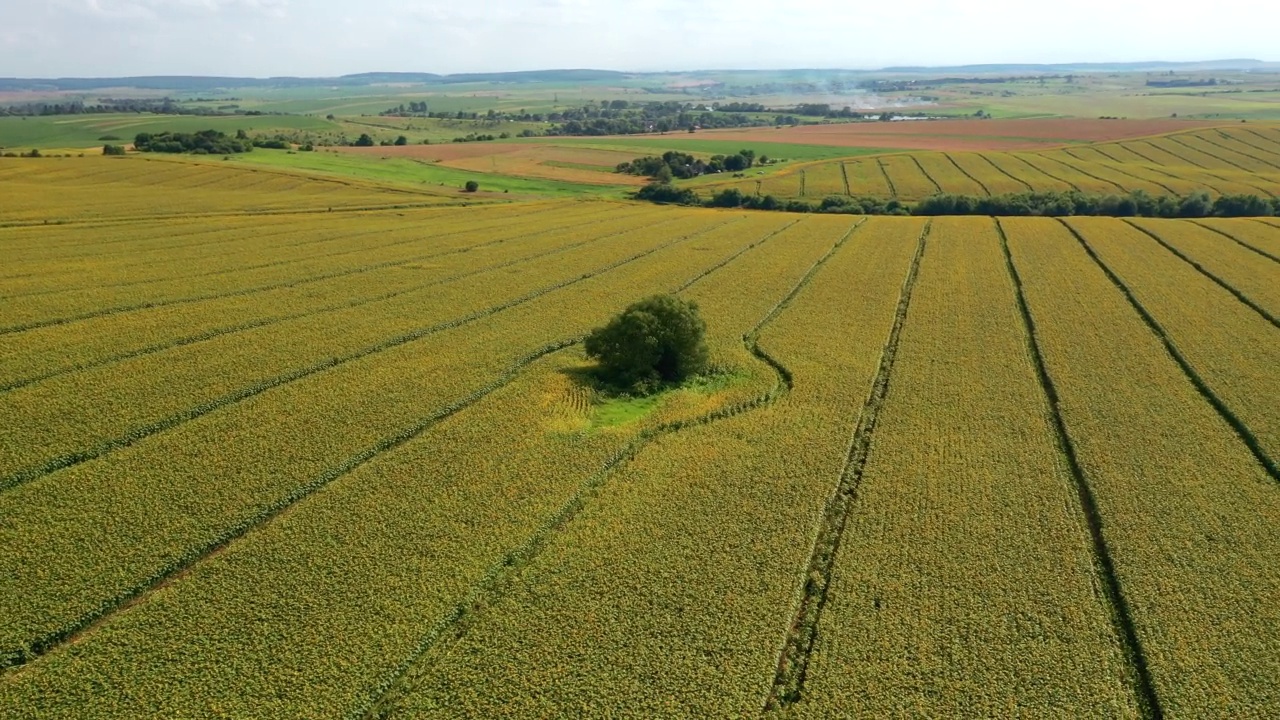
[3,0,1277,77]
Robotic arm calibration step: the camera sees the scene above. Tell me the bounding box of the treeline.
[0,98,274,117]
[616,149,765,180]
[636,184,1280,218]
[134,130,253,154]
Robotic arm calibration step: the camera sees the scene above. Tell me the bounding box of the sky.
[2,0,1277,78]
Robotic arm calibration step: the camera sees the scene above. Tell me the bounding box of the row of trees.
[637,183,1280,218]
[615,150,764,181]
[133,130,253,154]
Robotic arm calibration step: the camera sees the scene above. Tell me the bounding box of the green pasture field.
[0,113,337,151]
[215,147,626,199]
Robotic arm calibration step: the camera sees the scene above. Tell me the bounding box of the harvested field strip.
[0,209,647,390]
[975,153,1034,191]
[1063,218,1280,479]
[0,213,795,672]
[0,213,719,489]
[361,218,923,719]
[795,217,1136,717]
[1003,153,1083,192]
[766,221,928,709]
[0,215,825,716]
[0,205,616,319]
[918,153,986,196]
[1005,217,1280,715]
[1191,220,1280,263]
[0,212,683,395]
[1124,220,1280,324]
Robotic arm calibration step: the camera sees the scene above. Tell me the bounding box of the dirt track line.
[976,153,1035,192]
[942,153,991,196]
[1188,221,1280,265]
[762,220,929,711]
[998,218,1164,720]
[352,218,862,720]
[0,213,681,396]
[0,218,786,671]
[1060,219,1280,486]
[0,218,724,496]
[1122,220,1279,330]
[0,207,627,336]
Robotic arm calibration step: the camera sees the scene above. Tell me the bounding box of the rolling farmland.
[706,125,1280,201]
[1,157,1279,718]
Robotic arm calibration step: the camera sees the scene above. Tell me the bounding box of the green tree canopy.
[584,294,710,393]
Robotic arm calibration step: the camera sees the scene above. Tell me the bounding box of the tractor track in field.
[998,218,1164,720]
[976,153,1035,192]
[354,218,865,720]
[762,220,929,711]
[0,215,804,679]
[1122,220,1279,330]
[0,205,613,301]
[1197,134,1280,172]
[0,214,688,397]
[0,216,725,495]
[942,153,992,196]
[1008,153,1088,193]
[1113,142,1233,196]
[1154,138,1278,198]
[875,158,898,197]
[909,155,943,195]
[0,201,581,290]
[1189,221,1280,265]
[1060,219,1280,486]
[0,207,637,336]
[1063,148,1180,196]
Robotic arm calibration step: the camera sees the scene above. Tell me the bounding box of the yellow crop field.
[702,125,1280,201]
[1,159,1278,718]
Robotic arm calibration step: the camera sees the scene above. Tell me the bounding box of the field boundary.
[997,218,1163,720]
[1060,219,1280,484]
[351,218,867,720]
[762,220,929,710]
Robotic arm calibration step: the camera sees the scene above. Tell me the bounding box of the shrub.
[102,144,127,156]
[464,180,480,192]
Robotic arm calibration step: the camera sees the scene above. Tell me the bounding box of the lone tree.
[464,180,480,192]
[584,294,710,393]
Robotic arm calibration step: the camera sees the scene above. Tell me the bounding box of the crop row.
[0,209,702,485]
[708,125,1280,201]
[0,155,456,223]
[0,200,578,297]
[0,213,817,715]
[368,218,927,717]
[1064,218,1280,468]
[0,205,633,390]
[794,217,1137,716]
[1003,217,1280,715]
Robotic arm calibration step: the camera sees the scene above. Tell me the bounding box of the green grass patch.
[571,368,748,430]
[220,148,627,199]
[0,114,336,150]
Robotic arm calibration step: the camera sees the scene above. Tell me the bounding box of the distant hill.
[1,61,1275,93]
